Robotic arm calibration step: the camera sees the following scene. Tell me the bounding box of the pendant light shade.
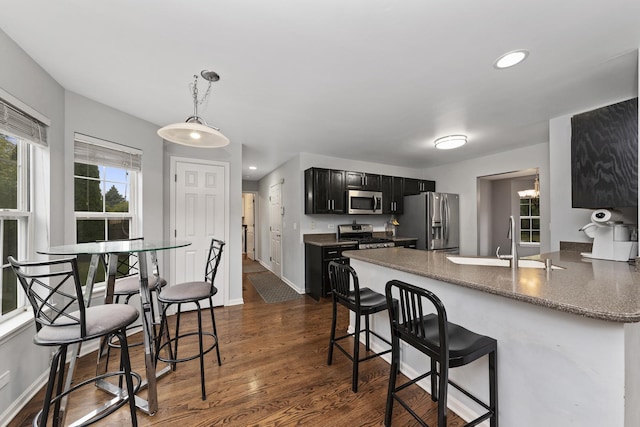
[157,121,230,147]
[157,70,230,148]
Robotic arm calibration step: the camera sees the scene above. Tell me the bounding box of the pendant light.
[518,169,540,198]
[157,70,230,148]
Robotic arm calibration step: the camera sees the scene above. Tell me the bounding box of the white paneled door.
[269,183,282,278]
[173,160,226,307]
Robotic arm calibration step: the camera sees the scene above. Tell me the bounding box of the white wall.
[0,28,65,422]
[425,143,550,255]
[64,91,164,248]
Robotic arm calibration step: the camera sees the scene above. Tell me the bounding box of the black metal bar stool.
[8,256,141,427]
[384,279,498,426]
[155,238,224,400]
[327,261,394,392]
[100,238,167,368]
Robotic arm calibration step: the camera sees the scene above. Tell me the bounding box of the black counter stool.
[384,280,498,426]
[327,261,394,392]
[156,238,224,400]
[8,256,140,427]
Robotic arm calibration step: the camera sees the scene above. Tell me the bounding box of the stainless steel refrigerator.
[398,192,460,252]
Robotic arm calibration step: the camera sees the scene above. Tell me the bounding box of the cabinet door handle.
[327,200,331,210]
[327,250,338,255]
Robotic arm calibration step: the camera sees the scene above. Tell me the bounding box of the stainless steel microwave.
[347,190,383,214]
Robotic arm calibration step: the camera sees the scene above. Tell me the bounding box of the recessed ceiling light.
[434,135,467,150]
[249,166,257,170]
[494,49,529,69]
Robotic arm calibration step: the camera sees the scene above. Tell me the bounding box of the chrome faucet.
[496,215,519,269]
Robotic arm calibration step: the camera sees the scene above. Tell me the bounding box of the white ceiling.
[0,0,638,180]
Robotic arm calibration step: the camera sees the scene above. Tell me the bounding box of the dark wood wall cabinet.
[571,97,638,208]
[403,178,436,196]
[305,168,346,214]
[345,171,381,191]
[305,243,357,301]
[382,175,404,214]
[305,167,435,215]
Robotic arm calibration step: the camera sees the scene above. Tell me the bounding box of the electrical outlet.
[328,224,334,229]
[0,371,10,390]
[311,222,315,229]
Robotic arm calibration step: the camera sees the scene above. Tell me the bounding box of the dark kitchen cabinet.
[305,168,345,214]
[571,97,638,208]
[394,239,417,249]
[345,171,381,191]
[305,243,357,301]
[381,175,404,214]
[403,178,436,195]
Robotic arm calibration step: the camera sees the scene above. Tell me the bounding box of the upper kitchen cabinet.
[305,167,346,214]
[571,97,638,208]
[403,178,436,195]
[345,171,381,191]
[381,175,404,214]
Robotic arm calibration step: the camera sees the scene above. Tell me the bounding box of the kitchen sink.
[446,256,564,270]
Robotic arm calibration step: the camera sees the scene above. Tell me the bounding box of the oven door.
[347,190,383,214]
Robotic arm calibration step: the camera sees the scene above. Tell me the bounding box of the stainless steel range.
[337,224,395,249]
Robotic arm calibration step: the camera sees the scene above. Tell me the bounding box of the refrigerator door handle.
[443,195,450,243]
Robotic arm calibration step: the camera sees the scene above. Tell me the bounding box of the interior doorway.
[477,169,540,257]
[242,192,256,260]
[170,157,229,308]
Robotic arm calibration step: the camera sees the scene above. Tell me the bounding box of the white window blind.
[0,98,48,146]
[74,133,142,171]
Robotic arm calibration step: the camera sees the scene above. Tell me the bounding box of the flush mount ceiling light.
[434,134,467,150]
[494,49,529,69]
[157,70,230,148]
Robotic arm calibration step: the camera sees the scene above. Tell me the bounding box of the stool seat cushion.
[345,287,388,310]
[114,274,167,295]
[34,305,139,346]
[409,313,497,367]
[158,281,218,303]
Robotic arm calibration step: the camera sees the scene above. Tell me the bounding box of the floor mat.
[242,259,268,274]
[247,272,303,303]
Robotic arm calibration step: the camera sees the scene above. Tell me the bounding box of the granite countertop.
[304,233,417,247]
[344,248,640,323]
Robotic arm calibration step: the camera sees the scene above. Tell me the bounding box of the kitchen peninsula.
[345,247,640,427]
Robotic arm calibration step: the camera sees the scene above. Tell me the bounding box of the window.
[74,134,142,283]
[0,97,48,323]
[520,197,540,244]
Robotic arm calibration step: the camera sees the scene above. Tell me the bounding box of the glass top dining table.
[40,239,191,256]
[38,239,191,420]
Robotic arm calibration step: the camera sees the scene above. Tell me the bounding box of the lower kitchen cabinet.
[305,243,357,301]
[394,239,417,249]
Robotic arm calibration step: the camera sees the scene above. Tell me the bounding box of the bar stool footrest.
[157,331,219,364]
[36,370,142,427]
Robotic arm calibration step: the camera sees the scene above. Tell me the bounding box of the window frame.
[73,136,142,286]
[0,136,32,323]
[519,196,540,246]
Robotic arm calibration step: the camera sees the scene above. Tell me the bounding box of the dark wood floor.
[8,260,464,426]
